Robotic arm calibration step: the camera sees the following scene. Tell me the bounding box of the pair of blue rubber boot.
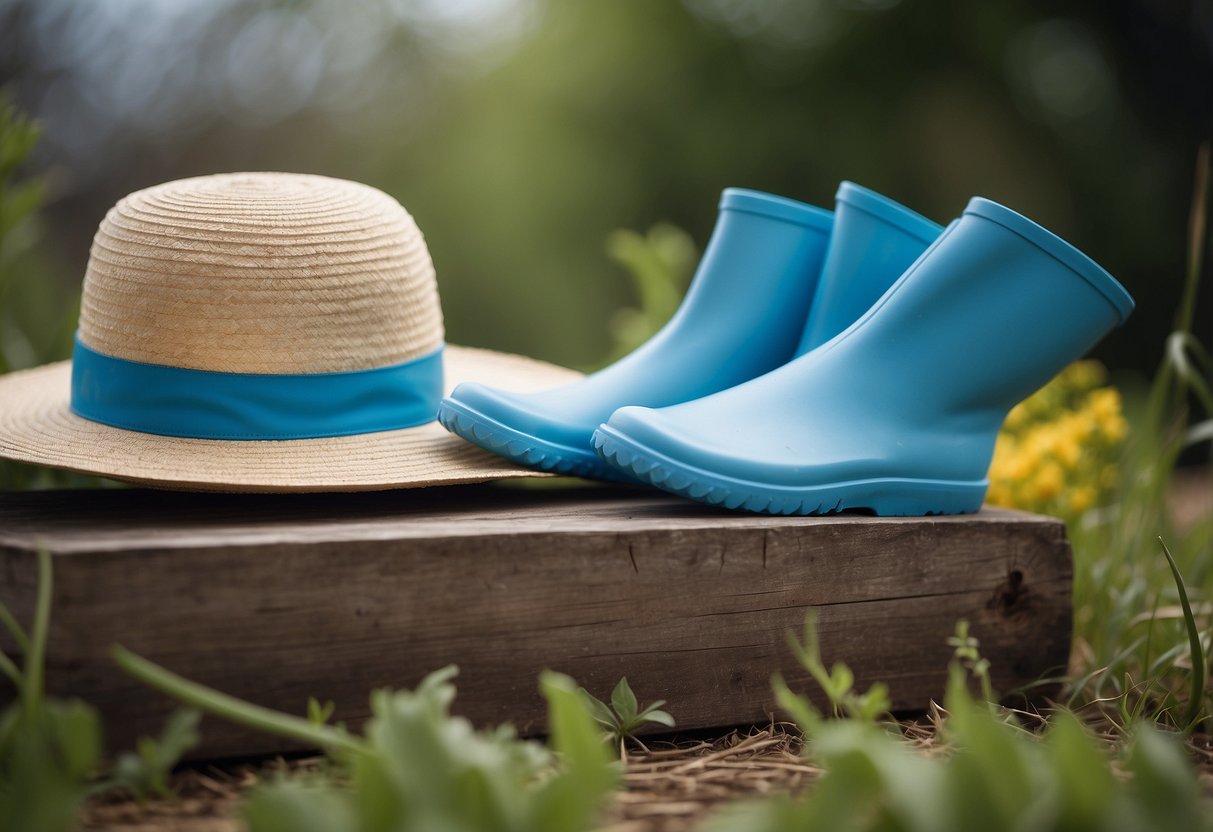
[438,182,1134,516]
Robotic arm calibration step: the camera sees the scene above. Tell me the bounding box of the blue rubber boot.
[438,189,834,478]
[439,184,943,479]
[796,181,942,355]
[594,197,1135,515]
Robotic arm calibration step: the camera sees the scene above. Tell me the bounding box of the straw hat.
[0,172,579,491]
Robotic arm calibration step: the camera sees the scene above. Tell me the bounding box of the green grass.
[1064,144,1213,733]
[710,620,1213,832]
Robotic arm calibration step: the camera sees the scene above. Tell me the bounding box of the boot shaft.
[796,181,943,356]
[673,188,833,370]
[831,197,1134,421]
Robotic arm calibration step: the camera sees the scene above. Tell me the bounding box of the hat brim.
[0,345,581,492]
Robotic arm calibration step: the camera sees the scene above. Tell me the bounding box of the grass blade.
[112,645,365,754]
[0,601,29,653]
[1158,537,1206,731]
[1177,141,1209,336]
[0,649,21,690]
[24,547,52,710]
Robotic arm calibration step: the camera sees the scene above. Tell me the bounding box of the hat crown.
[79,172,444,374]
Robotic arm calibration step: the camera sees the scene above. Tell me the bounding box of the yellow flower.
[1054,430,1083,468]
[1066,360,1106,391]
[991,361,1124,516]
[1068,486,1095,514]
[1033,462,1064,503]
[1004,402,1028,432]
[1102,413,1128,443]
[1089,387,1121,422]
[986,482,1011,507]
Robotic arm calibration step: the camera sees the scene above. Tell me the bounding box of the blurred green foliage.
[2,0,1206,373]
[0,93,107,490]
[0,91,62,375]
[713,616,1213,832]
[114,647,618,832]
[333,0,1209,371]
[1063,148,1213,731]
[0,551,199,832]
[601,223,696,366]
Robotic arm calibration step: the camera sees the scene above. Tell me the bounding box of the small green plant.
[600,222,697,365]
[579,676,674,750]
[0,90,50,375]
[946,619,996,707]
[306,696,338,728]
[0,550,99,832]
[708,614,1213,832]
[104,709,201,800]
[0,92,106,491]
[772,610,892,728]
[113,648,618,832]
[0,551,199,831]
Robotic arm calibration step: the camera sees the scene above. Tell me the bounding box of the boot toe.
[439,383,610,476]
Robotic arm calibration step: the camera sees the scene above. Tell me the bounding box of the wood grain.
[0,483,1071,760]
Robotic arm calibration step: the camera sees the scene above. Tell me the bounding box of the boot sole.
[593,425,987,516]
[438,398,623,480]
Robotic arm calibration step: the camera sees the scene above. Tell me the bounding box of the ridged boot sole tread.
[593,425,987,516]
[438,398,622,480]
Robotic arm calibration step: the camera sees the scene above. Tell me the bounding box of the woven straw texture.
[0,172,580,491]
[81,172,444,373]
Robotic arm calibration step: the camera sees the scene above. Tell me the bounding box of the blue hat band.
[69,334,445,440]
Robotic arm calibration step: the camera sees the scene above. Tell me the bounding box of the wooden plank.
[0,484,1071,760]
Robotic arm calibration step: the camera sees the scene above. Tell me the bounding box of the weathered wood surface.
[0,484,1071,760]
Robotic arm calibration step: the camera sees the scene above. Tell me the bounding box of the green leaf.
[610,676,638,725]
[1043,712,1117,830]
[544,672,615,780]
[46,699,102,782]
[577,688,618,729]
[853,682,891,724]
[1158,537,1206,731]
[828,662,854,702]
[638,708,675,728]
[534,672,618,832]
[244,779,358,832]
[306,697,335,727]
[1122,725,1210,832]
[105,709,199,799]
[771,673,821,736]
[0,699,100,832]
[943,668,1037,829]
